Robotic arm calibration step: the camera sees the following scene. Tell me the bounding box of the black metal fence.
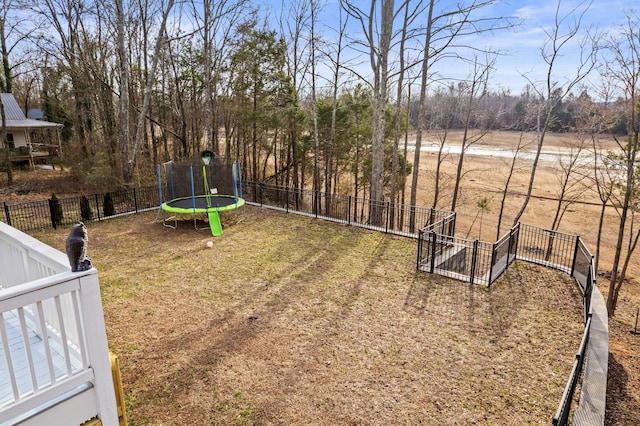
[243,181,452,238]
[417,221,519,286]
[2,181,599,425]
[417,233,494,285]
[516,223,579,275]
[1,186,160,232]
[2,181,453,239]
[416,213,597,426]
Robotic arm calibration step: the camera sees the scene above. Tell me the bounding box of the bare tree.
[548,135,589,232]
[585,83,618,278]
[194,0,251,155]
[512,0,598,225]
[466,195,490,239]
[600,11,640,316]
[1,0,44,183]
[590,133,615,278]
[409,0,508,229]
[400,74,418,209]
[201,0,214,153]
[495,132,530,239]
[409,0,435,227]
[310,0,321,211]
[341,0,395,225]
[540,133,590,262]
[0,0,15,93]
[279,0,314,189]
[115,0,129,183]
[1,97,9,185]
[325,3,346,204]
[429,123,452,210]
[0,1,14,184]
[310,0,350,214]
[38,0,96,161]
[389,0,420,229]
[123,0,175,184]
[450,56,494,213]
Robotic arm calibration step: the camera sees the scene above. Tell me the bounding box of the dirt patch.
[0,169,84,203]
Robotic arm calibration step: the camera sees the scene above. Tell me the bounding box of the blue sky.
[484,0,627,94]
[264,0,630,96]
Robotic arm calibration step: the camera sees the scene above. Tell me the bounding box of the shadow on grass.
[139,223,374,419]
[606,352,638,425]
[403,266,530,339]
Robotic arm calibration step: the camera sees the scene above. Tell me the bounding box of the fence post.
[451,212,457,236]
[416,229,423,270]
[259,182,264,207]
[95,194,101,221]
[584,262,593,323]
[385,201,390,233]
[570,236,581,278]
[470,239,479,285]
[348,196,352,226]
[488,242,497,285]
[3,202,11,227]
[133,188,139,213]
[507,226,514,265]
[429,231,437,274]
[285,186,289,213]
[511,222,520,259]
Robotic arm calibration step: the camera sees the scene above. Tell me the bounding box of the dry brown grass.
[8,129,640,424]
[411,130,640,425]
[32,208,587,425]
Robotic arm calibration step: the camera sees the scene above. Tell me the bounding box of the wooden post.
[77,271,119,425]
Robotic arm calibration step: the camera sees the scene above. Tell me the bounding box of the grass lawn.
[30,206,586,425]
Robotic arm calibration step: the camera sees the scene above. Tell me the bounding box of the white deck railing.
[0,221,118,426]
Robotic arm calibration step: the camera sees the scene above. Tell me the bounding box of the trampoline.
[162,195,245,212]
[158,153,244,236]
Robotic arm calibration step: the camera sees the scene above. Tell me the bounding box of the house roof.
[1,93,63,129]
[27,108,45,120]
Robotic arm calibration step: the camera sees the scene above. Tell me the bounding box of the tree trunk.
[496,133,524,239]
[124,0,175,184]
[607,131,639,316]
[369,0,394,215]
[409,0,435,231]
[116,0,129,184]
[1,99,13,185]
[389,0,410,230]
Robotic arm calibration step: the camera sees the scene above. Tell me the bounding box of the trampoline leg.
[208,211,223,236]
[161,209,177,229]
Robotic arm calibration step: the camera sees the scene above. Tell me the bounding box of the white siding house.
[1,93,63,167]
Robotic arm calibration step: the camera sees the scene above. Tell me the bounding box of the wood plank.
[1,310,80,407]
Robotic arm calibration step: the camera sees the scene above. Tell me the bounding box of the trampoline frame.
[157,158,244,236]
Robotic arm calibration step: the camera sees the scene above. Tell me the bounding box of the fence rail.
[416,213,600,426]
[516,223,578,275]
[2,186,160,232]
[243,181,452,238]
[417,232,494,285]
